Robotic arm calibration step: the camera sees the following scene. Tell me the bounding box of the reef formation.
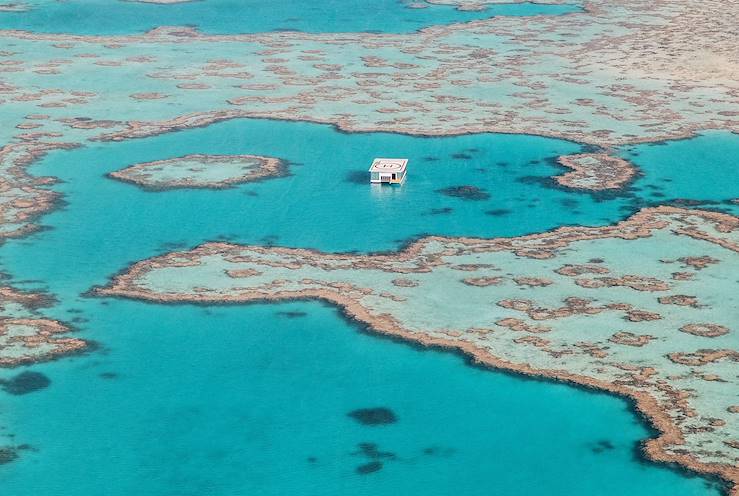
[0,284,85,367]
[108,153,285,189]
[98,206,739,490]
[0,0,738,238]
[0,0,737,490]
[555,153,635,190]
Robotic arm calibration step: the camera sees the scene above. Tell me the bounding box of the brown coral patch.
[678,256,719,270]
[555,153,635,191]
[555,264,610,276]
[225,268,262,278]
[667,349,739,367]
[625,309,662,322]
[513,277,552,287]
[679,323,730,338]
[658,295,700,307]
[462,276,503,287]
[576,275,670,292]
[609,331,655,347]
[495,317,551,334]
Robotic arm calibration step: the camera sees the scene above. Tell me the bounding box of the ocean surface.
[0,0,580,35]
[1,118,736,494]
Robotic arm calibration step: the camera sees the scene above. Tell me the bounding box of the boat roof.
[369,158,408,173]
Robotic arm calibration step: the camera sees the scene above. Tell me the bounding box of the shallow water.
[0,0,580,35]
[0,119,736,495]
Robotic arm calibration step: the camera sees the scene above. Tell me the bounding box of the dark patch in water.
[589,258,605,264]
[243,190,259,197]
[159,241,188,251]
[516,175,549,187]
[580,144,602,154]
[216,234,237,241]
[451,153,472,160]
[591,439,615,453]
[559,198,579,208]
[437,185,490,201]
[307,456,317,463]
[422,446,455,457]
[345,170,368,184]
[356,461,383,474]
[0,447,18,465]
[353,443,396,460]
[260,235,279,246]
[276,311,308,318]
[0,371,51,395]
[425,207,453,216]
[668,198,710,207]
[348,407,397,425]
[485,208,511,217]
[99,372,118,379]
[423,156,439,162]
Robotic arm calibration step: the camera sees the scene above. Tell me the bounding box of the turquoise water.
[1,119,736,494]
[0,301,721,495]
[0,0,580,35]
[621,131,739,215]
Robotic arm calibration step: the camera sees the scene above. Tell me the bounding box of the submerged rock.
[348,407,397,425]
[0,371,51,395]
[436,185,490,201]
[356,461,383,474]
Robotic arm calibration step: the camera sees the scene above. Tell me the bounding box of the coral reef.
[97,206,739,490]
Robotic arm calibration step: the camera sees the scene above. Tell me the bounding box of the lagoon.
[0,118,735,495]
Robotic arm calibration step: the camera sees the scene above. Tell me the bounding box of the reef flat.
[99,206,739,490]
[0,0,737,237]
[0,284,85,367]
[108,153,285,189]
[555,153,635,190]
[0,318,84,367]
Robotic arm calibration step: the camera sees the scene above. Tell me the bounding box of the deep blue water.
[1,119,736,495]
[0,0,580,35]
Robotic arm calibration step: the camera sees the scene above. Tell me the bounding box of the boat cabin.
[368,158,408,184]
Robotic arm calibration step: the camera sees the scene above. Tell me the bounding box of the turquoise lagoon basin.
[0,301,724,495]
[0,119,736,495]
